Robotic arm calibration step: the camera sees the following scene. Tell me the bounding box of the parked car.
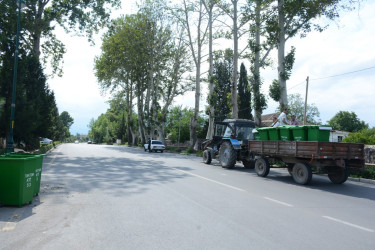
[40,138,53,144]
[144,140,165,153]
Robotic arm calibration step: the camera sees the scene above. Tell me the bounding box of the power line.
[286,66,375,91]
[310,66,375,81]
[287,80,306,91]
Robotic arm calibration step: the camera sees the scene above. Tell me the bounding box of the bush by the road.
[343,128,375,145]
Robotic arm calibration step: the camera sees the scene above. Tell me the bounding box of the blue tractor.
[202,119,257,169]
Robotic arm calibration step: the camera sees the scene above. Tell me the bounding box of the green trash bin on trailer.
[290,126,308,141]
[268,127,280,140]
[6,153,45,196]
[278,126,294,141]
[252,129,261,140]
[256,127,269,140]
[0,156,35,207]
[307,125,332,142]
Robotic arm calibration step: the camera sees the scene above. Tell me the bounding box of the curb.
[348,177,375,185]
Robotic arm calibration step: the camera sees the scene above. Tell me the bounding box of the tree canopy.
[328,111,368,132]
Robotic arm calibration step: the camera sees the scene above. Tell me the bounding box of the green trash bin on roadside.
[307,125,332,142]
[278,126,293,141]
[6,153,44,196]
[290,126,308,141]
[0,156,35,207]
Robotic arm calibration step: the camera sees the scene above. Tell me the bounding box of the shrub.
[343,128,375,145]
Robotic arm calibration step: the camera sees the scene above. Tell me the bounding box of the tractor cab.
[214,119,256,145]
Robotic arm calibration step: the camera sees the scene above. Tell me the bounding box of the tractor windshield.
[215,124,227,137]
[235,126,254,141]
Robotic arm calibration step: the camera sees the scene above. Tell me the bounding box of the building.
[329,130,349,142]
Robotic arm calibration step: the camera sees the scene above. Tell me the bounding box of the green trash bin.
[257,127,269,140]
[307,125,332,142]
[290,126,308,141]
[0,156,35,207]
[252,129,261,140]
[279,126,293,141]
[268,127,280,140]
[6,153,44,196]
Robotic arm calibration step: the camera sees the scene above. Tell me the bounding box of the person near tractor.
[271,116,280,127]
[278,108,289,125]
[147,139,151,152]
[290,115,300,125]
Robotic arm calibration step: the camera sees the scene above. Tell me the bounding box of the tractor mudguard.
[229,138,241,150]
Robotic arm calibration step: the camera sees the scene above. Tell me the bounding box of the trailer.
[248,140,364,185]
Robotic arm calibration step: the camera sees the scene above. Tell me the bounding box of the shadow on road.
[209,161,375,202]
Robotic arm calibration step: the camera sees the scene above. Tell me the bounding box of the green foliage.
[39,144,54,154]
[88,114,112,144]
[280,47,296,81]
[283,93,321,124]
[350,166,375,180]
[238,63,252,120]
[210,49,233,121]
[60,111,74,129]
[342,128,375,145]
[269,79,281,102]
[328,111,368,132]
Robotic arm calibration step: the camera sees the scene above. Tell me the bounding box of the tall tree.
[96,3,190,145]
[238,62,252,120]
[202,0,220,140]
[328,111,368,132]
[219,0,252,119]
[59,111,74,129]
[273,0,348,108]
[211,49,233,121]
[246,0,273,126]
[20,0,120,76]
[287,93,320,124]
[177,0,209,148]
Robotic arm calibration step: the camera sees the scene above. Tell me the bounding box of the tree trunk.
[231,0,239,119]
[278,0,288,108]
[254,0,262,126]
[205,1,215,140]
[137,92,146,144]
[32,0,46,58]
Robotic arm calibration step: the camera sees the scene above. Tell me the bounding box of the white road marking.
[264,197,294,207]
[174,168,245,192]
[323,216,375,233]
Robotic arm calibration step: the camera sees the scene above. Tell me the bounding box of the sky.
[48,0,375,135]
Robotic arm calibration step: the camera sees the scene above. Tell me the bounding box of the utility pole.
[7,0,24,153]
[303,76,309,125]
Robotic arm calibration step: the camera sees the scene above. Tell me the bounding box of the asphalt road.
[1,143,375,249]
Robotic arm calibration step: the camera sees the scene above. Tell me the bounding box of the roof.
[260,113,279,127]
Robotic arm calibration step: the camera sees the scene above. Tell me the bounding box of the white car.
[40,138,53,144]
[144,140,165,153]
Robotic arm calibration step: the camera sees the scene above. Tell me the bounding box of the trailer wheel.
[219,141,237,169]
[292,163,312,185]
[255,158,270,177]
[328,167,348,184]
[243,160,255,169]
[203,149,212,164]
[287,164,293,176]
